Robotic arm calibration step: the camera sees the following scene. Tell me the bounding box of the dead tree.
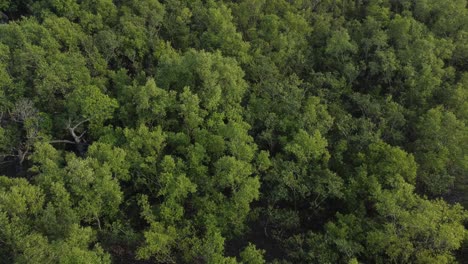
[2,99,91,168]
[10,99,37,123]
[67,118,89,144]
[4,99,40,170]
[48,118,90,156]
[49,118,89,143]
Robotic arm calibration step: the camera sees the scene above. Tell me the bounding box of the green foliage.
[0,1,467,263]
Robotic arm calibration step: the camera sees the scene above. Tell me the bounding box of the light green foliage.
[122,125,166,170]
[134,78,176,126]
[179,86,206,131]
[67,85,118,125]
[14,225,111,264]
[240,243,266,264]
[87,142,129,181]
[118,0,165,64]
[157,156,196,222]
[368,181,467,264]
[285,129,328,163]
[136,219,177,262]
[414,107,467,195]
[31,143,123,223]
[0,176,111,263]
[365,142,417,186]
[195,1,250,62]
[42,16,87,51]
[325,29,358,59]
[78,0,118,32]
[157,49,247,114]
[63,154,122,220]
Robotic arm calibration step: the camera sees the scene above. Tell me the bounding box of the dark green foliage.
[0,0,467,263]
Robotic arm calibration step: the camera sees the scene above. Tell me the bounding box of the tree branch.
[49,140,77,144]
[66,118,90,143]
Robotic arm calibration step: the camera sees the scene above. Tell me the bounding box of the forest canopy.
[0,0,467,263]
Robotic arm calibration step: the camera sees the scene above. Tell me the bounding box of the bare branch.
[66,118,90,143]
[0,160,15,165]
[10,99,38,123]
[78,130,87,139]
[49,140,76,144]
[70,118,90,130]
[17,144,30,165]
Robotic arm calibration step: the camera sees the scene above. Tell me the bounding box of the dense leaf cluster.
[0,0,467,263]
